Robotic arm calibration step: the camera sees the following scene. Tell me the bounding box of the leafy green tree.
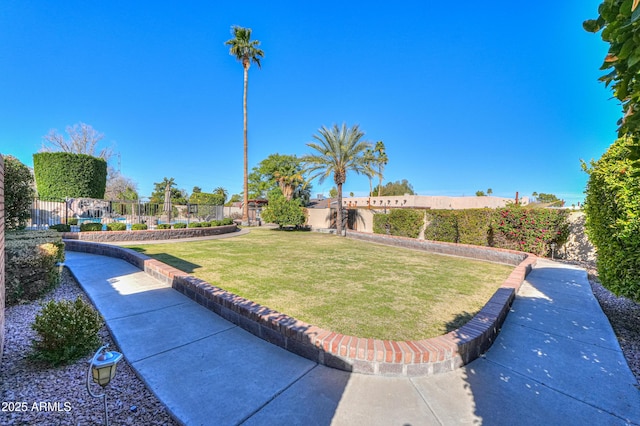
[4,155,35,230]
[303,123,372,235]
[329,187,338,198]
[531,192,563,206]
[261,193,306,228]
[248,153,310,202]
[372,179,415,196]
[192,186,202,194]
[225,26,264,224]
[583,136,640,301]
[487,188,493,195]
[213,186,228,203]
[150,177,187,205]
[476,190,486,197]
[584,0,640,163]
[225,193,241,206]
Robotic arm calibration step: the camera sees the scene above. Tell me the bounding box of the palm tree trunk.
[336,183,343,235]
[242,63,249,224]
[377,166,383,197]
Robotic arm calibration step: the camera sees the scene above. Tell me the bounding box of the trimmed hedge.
[424,210,458,243]
[106,222,126,231]
[80,222,103,232]
[131,223,147,230]
[373,206,569,257]
[33,152,107,199]
[156,223,171,229]
[49,224,71,232]
[5,231,65,306]
[583,136,640,301]
[173,222,187,229]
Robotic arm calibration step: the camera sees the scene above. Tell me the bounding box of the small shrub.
[31,297,103,366]
[188,222,202,228]
[220,218,234,226]
[200,221,211,227]
[157,223,171,229]
[80,222,103,232]
[131,223,147,231]
[106,222,126,231]
[67,218,79,225]
[173,222,187,229]
[6,232,65,306]
[49,224,71,232]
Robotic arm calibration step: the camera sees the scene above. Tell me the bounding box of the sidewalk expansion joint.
[105,300,192,321]
[129,325,239,364]
[237,363,320,425]
[409,377,444,426]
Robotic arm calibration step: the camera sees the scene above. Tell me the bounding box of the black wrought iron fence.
[27,198,224,230]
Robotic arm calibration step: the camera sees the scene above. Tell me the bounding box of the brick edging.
[64,235,536,377]
[61,224,238,242]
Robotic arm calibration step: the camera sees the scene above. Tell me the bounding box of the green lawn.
[125,228,513,340]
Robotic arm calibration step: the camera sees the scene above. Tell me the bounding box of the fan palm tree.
[213,186,228,203]
[374,141,388,197]
[225,25,264,224]
[303,123,372,235]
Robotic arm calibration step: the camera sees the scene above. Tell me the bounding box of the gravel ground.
[1,262,639,425]
[0,268,178,426]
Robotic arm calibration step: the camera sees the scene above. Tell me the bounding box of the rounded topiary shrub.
[31,296,103,366]
[156,223,171,229]
[188,222,202,228]
[49,224,71,232]
[80,222,103,232]
[106,222,126,231]
[173,222,187,229]
[131,223,147,231]
[33,152,107,199]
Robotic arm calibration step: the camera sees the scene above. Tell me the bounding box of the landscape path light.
[87,344,123,426]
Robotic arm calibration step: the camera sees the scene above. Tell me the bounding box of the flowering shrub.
[493,206,569,256]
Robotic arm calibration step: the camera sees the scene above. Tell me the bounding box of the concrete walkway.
[64,251,640,425]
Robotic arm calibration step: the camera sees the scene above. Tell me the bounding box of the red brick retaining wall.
[65,234,536,376]
[61,224,238,242]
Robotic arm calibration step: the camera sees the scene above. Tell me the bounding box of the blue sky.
[0,1,620,206]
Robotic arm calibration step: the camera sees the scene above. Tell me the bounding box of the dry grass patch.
[125,228,513,340]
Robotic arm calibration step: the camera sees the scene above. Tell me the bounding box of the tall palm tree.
[303,123,372,235]
[213,186,228,203]
[225,25,264,224]
[374,141,388,197]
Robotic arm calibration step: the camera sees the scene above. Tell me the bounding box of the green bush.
[200,221,211,227]
[49,224,71,232]
[5,231,65,306]
[80,222,103,232]
[131,223,147,231]
[220,218,234,226]
[261,196,306,228]
[4,155,35,230]
[33,152,107,199]
[106,222,126,231]
[173,222,187,229]
[188,222,202,228]
[156,223,171,229]
[31,297,103,366]
[373,213,390,234]
[492,206,569,256]
[583,136,640,301]
[457,209,493,246]
[386,209,423,238]
[424,210,458,242]
[67,217,79,225]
